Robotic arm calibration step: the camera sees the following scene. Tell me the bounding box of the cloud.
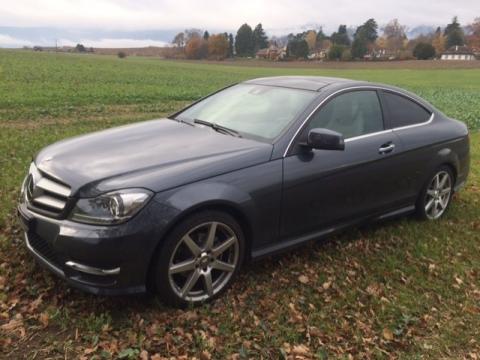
[1,0,478,33]
[0,34,33,47]
[59,38,169,48]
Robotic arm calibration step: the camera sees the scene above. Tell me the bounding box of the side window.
[382,91,431,128]
[306,91,384,139]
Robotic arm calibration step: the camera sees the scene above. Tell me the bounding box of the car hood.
[35,119,273,197]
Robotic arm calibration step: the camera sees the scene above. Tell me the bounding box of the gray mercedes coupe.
[18,76,470,307]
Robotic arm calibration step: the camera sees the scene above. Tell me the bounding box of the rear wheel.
[154,211,244,307]
[416,166,454,220]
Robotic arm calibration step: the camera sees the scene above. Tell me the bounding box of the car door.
[379,90,436,201]
[280,89,406,240]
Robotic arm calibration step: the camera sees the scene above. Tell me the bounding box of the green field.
[0,50,479,358]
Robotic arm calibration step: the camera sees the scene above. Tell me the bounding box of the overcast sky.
[1,0,479,47]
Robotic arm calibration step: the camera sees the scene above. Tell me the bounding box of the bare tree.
[172,32,185,48]
[383,19,407,54]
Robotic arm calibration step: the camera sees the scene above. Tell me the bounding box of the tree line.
[170,17,480,61]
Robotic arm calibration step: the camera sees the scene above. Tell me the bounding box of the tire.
[153,210,245,308]
[415,165,454,220]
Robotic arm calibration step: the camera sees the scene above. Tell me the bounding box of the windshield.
[176,84,317,141]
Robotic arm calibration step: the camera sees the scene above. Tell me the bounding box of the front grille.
[25,163,71,216]
[27,232,62,269]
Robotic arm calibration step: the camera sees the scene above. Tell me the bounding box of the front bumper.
[17,201,166,295]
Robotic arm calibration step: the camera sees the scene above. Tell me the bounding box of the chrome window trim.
[344,129,393,143]
[283,85,434,157]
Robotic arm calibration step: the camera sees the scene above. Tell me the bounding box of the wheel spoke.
[183,234,201,257]
[441,187,451,195]
[169,259,196,274]
[432,201,439,217]
[434,174,440,189]
[205,222,217,250]
[212,236,236,257]
[211,259,235,272]
[439,196,449,208]
[425,198,434,211]
[203,271,214,297]
[181,269,201,298]
[426,189,436,196]
[439,174,448,188]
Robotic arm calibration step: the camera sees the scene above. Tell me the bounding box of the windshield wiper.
[193,119,241,137]
[170,117,195,126]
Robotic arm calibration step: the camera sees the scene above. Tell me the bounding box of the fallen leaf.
[39,312,49,328]
[200,350,211,360]
[298,275,309,284]
[382,328,394,341]
[139,350,148,360]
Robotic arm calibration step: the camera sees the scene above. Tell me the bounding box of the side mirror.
[305,128,345,151]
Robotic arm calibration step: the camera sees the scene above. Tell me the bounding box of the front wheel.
[416,166,454,220]
[153,211,245,307]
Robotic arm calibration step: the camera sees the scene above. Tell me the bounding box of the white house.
[441,46,476,60]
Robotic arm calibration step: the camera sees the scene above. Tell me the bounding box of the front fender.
[151,181,257,239]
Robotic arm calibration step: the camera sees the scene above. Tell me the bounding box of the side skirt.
[251,205,415,260]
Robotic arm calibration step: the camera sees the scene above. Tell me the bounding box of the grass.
[0,50,479,358]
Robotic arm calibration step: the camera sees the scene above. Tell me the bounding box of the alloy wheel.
[168,221,239,302]
[424,170,452,220]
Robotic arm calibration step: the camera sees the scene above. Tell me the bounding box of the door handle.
[379,143,395,154]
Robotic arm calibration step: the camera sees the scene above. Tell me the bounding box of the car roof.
[243,76,362,91]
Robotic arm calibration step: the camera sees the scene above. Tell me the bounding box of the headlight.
[70,189,153,225]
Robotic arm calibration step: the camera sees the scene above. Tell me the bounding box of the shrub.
[328,45,345,60]
[286,39,309,59]
[413,43,436,60]
[117,51,127,59]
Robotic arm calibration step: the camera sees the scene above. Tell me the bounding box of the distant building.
[307,49,329,60]
[256,46,286,61]
[441,46,476,60]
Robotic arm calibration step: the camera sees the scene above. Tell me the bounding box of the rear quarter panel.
[392,114,469,199]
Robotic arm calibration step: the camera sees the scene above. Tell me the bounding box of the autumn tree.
[466,17,480,48]
[315,27,327,47]
[444,16,465,48]
[207,34,229,60]
[383,19,407,54]
[432,27,446,55]
[305,30,317,51]
[185,35,208,59]
[253,23,269,51]
[172,32,185,47]
[185,29,203,42]
[235,23,255,56]
[330,25,350,46]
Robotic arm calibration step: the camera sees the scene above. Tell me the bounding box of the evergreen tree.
[444,17,465,48]
[235,23,254,57]
[253,23,269,51]
[331,25,350,46]
[203,31,210,40]
[228,33,235,57]
[351,18,378,58]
